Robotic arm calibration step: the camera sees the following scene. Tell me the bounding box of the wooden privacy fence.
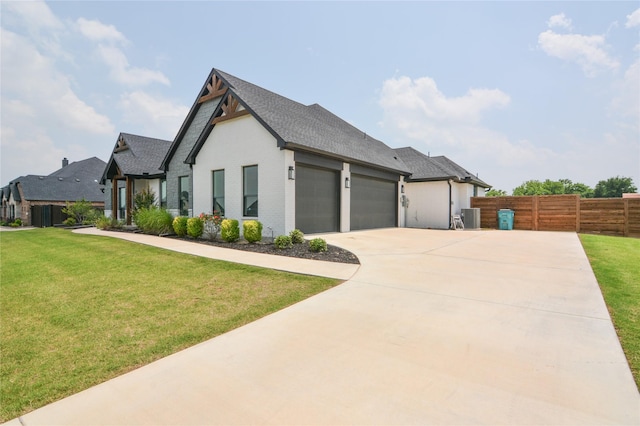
[470,195,640,238]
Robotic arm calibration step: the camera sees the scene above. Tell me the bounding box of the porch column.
[112,178,118,220]
[126,177,133,225]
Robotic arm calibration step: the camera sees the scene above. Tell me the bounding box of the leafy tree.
[594,176,638,198]
[62,198,99,224]
[512,179,594,198]
[513,180,550,196]
[559,179,594,198]
[486,189,507,197]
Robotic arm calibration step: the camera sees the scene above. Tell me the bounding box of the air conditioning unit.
[461,208,481,229]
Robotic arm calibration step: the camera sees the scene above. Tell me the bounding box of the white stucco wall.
[404,181,482,229]
[192,115,289,237]
[404,181,450,229]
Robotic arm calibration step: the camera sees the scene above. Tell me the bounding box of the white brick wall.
[192,115,289,238]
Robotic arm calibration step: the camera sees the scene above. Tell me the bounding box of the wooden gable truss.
[211,93,250,124]
[198,73,227,104]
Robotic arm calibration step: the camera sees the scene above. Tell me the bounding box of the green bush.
[63,217,77,226]
[243,220,263,243]
[95,215,112,230]
[13,218,22,226]
[135,208,173,235]
[274,235,292,249]
[62,199,98,225]
[221,219,239,242]
[187,217,204,238]
[173,216,188,237]
[289,229,304,244]
[309,238,327,253]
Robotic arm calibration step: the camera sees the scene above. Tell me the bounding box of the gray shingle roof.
[12,175,104,202]
[107,133,172,179]
[189,69,410,174]
[8,157,107,202]
[394,147,490,187]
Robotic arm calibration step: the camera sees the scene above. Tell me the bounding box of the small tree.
[62,198,98,225]
[132,189,157,223]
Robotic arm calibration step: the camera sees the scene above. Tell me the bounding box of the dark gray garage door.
[350,174,397,230]
[295,165,340,234]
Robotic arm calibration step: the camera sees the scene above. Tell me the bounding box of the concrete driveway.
[9,228,639,425]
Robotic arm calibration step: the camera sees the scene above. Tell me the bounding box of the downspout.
[448,179,453,229]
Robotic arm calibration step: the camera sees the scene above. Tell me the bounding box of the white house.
[159,69,411,237]
[101,68,490,235]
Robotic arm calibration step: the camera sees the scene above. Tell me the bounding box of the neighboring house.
[102,68,490,235]
[1,157,106,227]
[101,133,172,224]
[394,147,490,229]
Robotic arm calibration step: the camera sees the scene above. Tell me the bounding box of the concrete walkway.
[7,228,639,425]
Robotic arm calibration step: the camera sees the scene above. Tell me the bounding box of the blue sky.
[1,1,638,192]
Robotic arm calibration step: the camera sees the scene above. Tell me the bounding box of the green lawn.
[0,228,340,421]
[580,233,640,390]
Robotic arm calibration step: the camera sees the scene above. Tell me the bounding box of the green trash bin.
[498,209,514,230]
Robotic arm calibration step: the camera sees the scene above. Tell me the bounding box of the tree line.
[487,176,637,198]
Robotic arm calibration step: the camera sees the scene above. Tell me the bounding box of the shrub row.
[272,229,327,253]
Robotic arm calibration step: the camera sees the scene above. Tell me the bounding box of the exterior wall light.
[345,177,350,188]
[401,184,405,193]
[288,166,295,180]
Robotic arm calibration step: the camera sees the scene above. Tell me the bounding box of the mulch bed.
[100,227,359,264]
[169,236,360,265]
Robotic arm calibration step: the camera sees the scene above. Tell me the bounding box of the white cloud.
[548,13,573,30]
[377,75,563,190]
[119,91,189,139]
[538,29,619,77]
[96,45,170,86]
[76,18,128,44]
[2,0,64,32]
[1,29,114,134]
[0,28,114,182]
[626,8,640,28]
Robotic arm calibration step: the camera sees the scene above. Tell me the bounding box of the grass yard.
[0,228,341,421]
[580,233,640,390]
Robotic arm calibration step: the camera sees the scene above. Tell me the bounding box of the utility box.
[498,209,514,230]
[461,208,481,229]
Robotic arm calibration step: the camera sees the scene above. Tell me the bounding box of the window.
[212,170,225,216]
[160,179,167,209]
[118,186,126,219]
[179,176,189,216]
[243,165,258,217]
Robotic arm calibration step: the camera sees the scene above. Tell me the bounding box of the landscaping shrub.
[274,235,292,249]
[243,220,263,243]
[173,216,188,237]
[199,212,223,240]
[289,229,304,244]
[135,208,173,235]
[63,217,77,226]
[10,219,22,228]
[309,238,328,253]
[187,217,204,238]
[95,215,112,230]
[221,219,240,242]
[62,199,98,225]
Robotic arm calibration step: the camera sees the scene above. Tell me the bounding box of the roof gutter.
[284,143,412,176]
